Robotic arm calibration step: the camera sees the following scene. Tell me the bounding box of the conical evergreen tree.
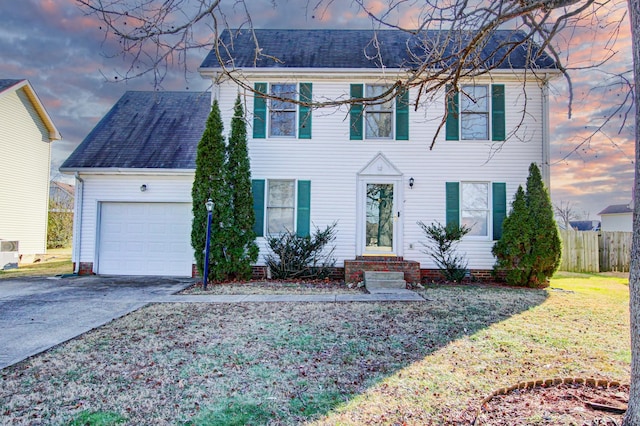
[226,96,259,279]
[492,185,531,285]
[191,99,233,282]
[524,162,561,285]
[492,163,561,287]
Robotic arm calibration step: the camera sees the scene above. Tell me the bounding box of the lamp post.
[203,198,214,290]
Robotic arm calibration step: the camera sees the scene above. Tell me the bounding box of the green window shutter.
[395,88,409,140]
[296,180,311,237]
[298,83,312,139]
[253,83,267,139]
[252,179,265,237]
[349,84,364,140]
[445,84,459,141]
[492,182,507,240]
[445,182,460,227]
[492,85,506,141]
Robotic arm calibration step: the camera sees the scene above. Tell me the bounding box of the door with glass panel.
[364,183,396,254]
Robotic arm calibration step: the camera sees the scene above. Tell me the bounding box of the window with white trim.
[365,84,393,139]
[460,85,489,140]
[269,84,297,137]
[267,180,295,234]
[461,182,489,237]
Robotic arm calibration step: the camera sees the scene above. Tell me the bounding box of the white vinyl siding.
[212,77,546,270]
[0,89,52,256]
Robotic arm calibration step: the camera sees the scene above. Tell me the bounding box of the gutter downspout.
[72,172,84,274]
[541,76,551,187]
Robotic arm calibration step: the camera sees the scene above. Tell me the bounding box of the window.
[267,180,295,233]
[252,179,311,237]
[445,181,507,240]
[253,83,313,139]
[365,85,393,139]
[445,84,505,142]
[269,84,297,137]
[349,84,409,140]
[460,85,489,140]
[461,182,489,236]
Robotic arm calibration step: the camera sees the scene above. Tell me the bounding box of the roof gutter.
[60,168,195,176]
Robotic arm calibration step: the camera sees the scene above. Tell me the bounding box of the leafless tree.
[554,200,579,229]
[75,0,640,423]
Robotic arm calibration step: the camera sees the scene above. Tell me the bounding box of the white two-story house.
[62,29,557,281]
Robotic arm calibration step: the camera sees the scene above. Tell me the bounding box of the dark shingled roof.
[200,29,556,70]
[598,204,634,215]
[61,91,211,170]
[0,79,24,93]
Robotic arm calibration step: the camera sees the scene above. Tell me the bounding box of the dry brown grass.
[0,276,630,425]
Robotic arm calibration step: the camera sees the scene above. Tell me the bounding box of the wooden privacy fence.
[559,230,632,273]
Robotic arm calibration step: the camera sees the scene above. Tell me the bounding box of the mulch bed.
[467,382,629,425]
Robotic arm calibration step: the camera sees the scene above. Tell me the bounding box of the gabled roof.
[200,29,557,71]
[598,204,633,215]
[569,220,600,231]
[60,91,211,171]
[0,78,62,141]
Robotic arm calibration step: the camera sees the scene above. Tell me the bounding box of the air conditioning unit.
[0,240,19,270]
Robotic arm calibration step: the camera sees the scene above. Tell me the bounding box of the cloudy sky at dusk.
[1,0,634,219]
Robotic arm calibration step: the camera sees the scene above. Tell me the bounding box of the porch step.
[364,271,406,292]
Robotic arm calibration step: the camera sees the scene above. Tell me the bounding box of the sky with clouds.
[0,0,634,219]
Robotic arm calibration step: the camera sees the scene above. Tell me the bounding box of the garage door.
[97,202,192,276]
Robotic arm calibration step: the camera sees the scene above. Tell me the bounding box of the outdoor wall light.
[140,184,147,192]
[409,177,414,189]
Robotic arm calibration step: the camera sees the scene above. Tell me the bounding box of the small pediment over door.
[358,152,402,177]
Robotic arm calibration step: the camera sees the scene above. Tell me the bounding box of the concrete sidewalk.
[0,275,423,370]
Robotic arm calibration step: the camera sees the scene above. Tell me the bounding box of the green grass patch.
[67,410,126,425]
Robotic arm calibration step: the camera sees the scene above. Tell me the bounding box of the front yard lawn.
[0,273,630,424]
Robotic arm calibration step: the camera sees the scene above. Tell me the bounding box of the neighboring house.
[0,79,61,262]
[61,29,558,280]
[568,220,600,231]
[49,181,75,211]
[599,204,633,232]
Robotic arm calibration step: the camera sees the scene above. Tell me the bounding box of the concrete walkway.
[0,275,423,370]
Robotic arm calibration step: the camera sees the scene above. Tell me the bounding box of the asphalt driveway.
[0,275,194,370]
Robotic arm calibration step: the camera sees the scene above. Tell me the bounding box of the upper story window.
[446,84,505,142]
[350,83,409,141]
[460,85,489,140]
[253,82,313,140]
[269,84,297,137]
[365,85,393,139]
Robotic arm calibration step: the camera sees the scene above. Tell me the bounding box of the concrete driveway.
[0,275,194,370]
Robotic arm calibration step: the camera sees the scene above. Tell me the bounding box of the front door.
[365,183,395,253]
[356,153,404,257]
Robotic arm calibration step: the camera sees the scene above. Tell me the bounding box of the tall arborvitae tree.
[525,162,562,285]
[191,99,233,282]
[226,96,259,279]
[492,185,531,285]
[492,163,561,287]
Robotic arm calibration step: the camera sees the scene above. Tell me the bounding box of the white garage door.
[98,202,192,276]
